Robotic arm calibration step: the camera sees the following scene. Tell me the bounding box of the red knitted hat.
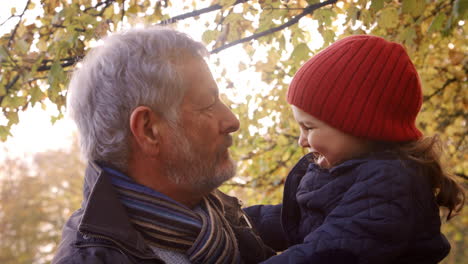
[287,35,423,142]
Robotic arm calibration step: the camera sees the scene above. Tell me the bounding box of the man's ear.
[129,106,160,156]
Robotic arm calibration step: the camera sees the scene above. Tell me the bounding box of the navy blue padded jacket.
[245,153,450,264]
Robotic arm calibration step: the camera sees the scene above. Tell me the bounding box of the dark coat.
[245,153,450,264]
[53,162,275,264]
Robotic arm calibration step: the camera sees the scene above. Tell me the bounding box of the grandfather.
[53,27,274,264]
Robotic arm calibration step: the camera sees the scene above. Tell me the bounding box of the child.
[244,35,465,264]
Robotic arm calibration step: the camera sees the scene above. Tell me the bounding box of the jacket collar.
[78,162,154,257]
[306,151,401,176]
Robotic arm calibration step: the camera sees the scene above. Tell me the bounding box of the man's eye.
[202,99,217,111]
[204,104,215,111]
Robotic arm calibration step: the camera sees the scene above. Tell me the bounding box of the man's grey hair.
[67,27,208,172]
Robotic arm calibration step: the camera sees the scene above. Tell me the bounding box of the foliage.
[0,0,466,263]
[0,141,85,264]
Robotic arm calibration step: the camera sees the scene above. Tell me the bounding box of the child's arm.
[243,204,288,251]
[260,161,425,264]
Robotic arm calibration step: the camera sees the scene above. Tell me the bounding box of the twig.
[240,143,277,160]
[36,56,84,72]
[121,0,126,23]
[52,23,86,32]
[0,75,21,105]
[210,0,337,54]
[84,0,116,12]
[455,173,468,181]
[99,0,115,16]
[158,0,248,25]
[454,133,466,152]
[423,78,456,101]
[7,0,31,48]
[0,15,18,27]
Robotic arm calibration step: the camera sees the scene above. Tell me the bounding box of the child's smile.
[292,106,373,169]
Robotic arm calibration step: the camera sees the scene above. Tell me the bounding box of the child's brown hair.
[384,136,465,220]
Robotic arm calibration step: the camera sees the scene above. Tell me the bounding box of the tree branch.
[17,0,337,77]
[36,56,84,72]
[121,0,126,23]
[7,0,31,49]
[240,143,277,161]
[455,173,468,181]
[84,0,116,13]
[0,15,19,27]
[423,78,456,101]
[210,0,338,54]
[158,0,248,25]
[0,75,20,106]
[52,23,86,32]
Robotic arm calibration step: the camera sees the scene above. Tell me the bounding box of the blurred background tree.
[0,140,84,264]
[0,0,466,263]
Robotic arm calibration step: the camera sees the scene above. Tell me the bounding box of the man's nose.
[220,103,240,134]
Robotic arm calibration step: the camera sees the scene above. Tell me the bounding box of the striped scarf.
[106,167,241,264]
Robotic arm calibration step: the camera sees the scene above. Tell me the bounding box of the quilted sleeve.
[261,161,416,264]
[243,204,288,251]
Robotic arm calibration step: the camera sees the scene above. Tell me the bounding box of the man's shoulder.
[53,243,132,264]
[53,209,163,264]
[53,233,165,264]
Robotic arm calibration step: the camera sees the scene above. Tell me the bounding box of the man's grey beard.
[163,124,236,194]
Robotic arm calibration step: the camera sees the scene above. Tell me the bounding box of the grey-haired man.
[53,27,274,264]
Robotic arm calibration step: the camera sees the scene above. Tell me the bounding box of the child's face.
[292,106,372,168]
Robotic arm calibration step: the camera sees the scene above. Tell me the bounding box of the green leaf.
[399,27,416,46]
[0,45,9,61]
[454,0,468,19]
[51,113,64,125]
[370,0,384,12]
[1,95,27,108]
[378,8,399,29]
[257,11,275,32]
[224,13,243,24]
[346,6,360,26]
[289,43,311,62]
[202,30,219,44]
[6,111,19,126]
[30,86,45,106]
[127,4,139,15]
[321,29,336,46]
[103,4,115,18]
[278,34,286,51]
[427,13,446,34]
[0,125,12,141]
[314,9,335,26]
[220,0,237,9]
[0,82,5,96]
[76,13,96,25]
[48,61,66,100]
[15,39,30,54]
[402,0,425,18]
[50,61,65,80]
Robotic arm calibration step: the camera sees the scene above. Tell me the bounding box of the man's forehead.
[179,57,218,103]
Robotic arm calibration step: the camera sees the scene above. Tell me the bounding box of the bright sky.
[0,0,77,161]
[0,0,326,161]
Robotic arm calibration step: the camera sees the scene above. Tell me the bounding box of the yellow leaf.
[378,7,398,29]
